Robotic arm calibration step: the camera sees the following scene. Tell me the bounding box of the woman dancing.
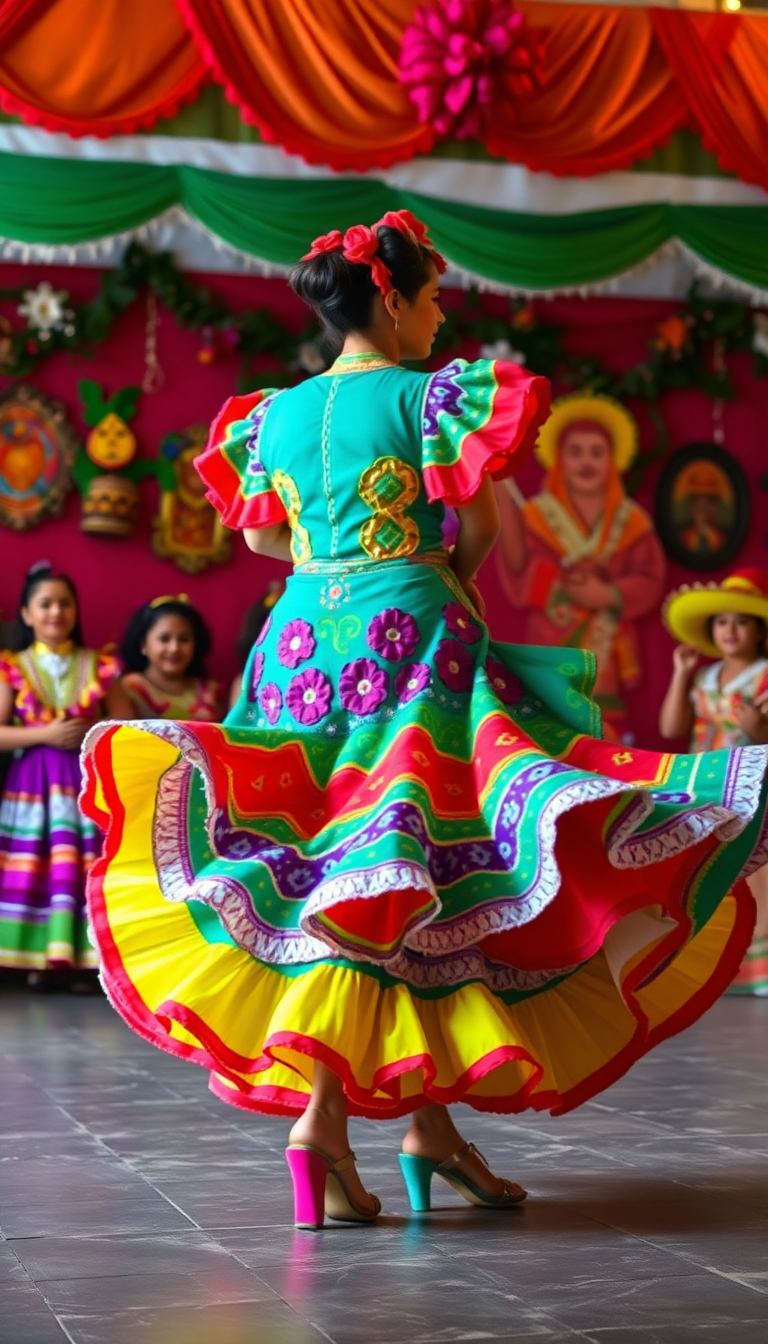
[81,210,768,1229]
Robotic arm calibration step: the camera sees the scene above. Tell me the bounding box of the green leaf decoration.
[107,386,141,423]
[72,447,100,494]
[78,378,109,426]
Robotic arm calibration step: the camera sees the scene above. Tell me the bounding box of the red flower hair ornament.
[301,210,446,297]
[376,209,448,274]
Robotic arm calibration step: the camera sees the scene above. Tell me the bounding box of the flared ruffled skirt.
[81,559,767,1116]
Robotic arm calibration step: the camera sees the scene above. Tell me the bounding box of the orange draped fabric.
[491,3,685,176]
[0,0,207,137]
[0,0,768,191]
[651,11,768,192]
[177,0,435,169]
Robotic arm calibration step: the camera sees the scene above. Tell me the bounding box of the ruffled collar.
[33,640,74,658]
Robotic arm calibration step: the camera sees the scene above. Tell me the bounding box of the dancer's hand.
[463,580,486,618]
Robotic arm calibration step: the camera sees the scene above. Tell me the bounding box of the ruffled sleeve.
[195,390,288,530]
[0,651,23,693]
[94,648,122,697]
[421,358,550,507]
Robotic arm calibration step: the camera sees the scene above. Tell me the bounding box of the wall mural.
[0,384,76,531]
[152,425,232,574]
[496,393,667,741]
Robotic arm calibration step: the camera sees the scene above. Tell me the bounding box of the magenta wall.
[2,265,767,749]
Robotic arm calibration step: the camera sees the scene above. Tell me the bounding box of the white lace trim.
[82,720,768,991]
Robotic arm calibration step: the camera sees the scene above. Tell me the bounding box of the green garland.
[0,242,316,391]
[1,242,767,490]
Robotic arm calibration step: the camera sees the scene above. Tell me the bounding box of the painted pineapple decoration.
[75,381,142,536]
[86,411,137,471]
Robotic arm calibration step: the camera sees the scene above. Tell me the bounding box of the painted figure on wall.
[496,393,666,739]
[151,425,232,574]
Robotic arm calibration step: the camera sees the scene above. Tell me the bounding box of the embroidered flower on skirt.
[255,615,272,647]
[366,607,421,662]
[486,656,525,706]
[247,652,265,703]
[259,682,283,724]
[395,662,431,704]
[286,668,333,726]
[320,577,351,610]
[443,601,481,644]
[435,639,474,692]
[339,658,388,715]
[277,618,316,669]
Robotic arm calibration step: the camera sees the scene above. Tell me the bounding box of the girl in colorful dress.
[661,569,768,995]
[0,563,131,988]
[81,212,768,1230]
[120,596,220,723]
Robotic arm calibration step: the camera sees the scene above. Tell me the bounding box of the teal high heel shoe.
[399,1142,527,1212]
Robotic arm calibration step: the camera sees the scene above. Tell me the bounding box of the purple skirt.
[0,744,100,968]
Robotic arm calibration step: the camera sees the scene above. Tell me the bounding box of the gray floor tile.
[10,1230,245,1283]
[56,1301,330,1344]
[0,983,767,1344]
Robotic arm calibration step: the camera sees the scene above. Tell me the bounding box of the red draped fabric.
[651,10,768,192]
[177,0,435,168]
[487,3,685,176]
[0,0,767,190]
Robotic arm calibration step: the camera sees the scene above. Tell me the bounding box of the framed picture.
[0,384,78,531]
[655,442,750,572]
[151,424,232,574]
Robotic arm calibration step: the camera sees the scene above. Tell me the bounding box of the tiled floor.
[1,981,767,1344]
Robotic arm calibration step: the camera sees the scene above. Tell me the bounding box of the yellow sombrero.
[535,392,639,473]
[663,569,768,658]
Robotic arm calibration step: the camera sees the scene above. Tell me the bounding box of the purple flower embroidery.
[339,658,388,715]
[435,639,474,692]
[486,657,525,706]
[245,391,278,459]
[247,652,265,703]
[259,682,283,725]
[286,668,332,726]
[422,361,464,438]
[255,615,271,647]
[366,608,420,662]
[395,662,431,704]
[443,602,481,645]
[277,618,316,669]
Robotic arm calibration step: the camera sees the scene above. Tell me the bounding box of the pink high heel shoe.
[285,1144,381,1230]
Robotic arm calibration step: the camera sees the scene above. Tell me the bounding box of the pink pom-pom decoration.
[400,0,545,140]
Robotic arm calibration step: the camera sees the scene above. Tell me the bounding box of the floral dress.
[0,644,120,968]
[690,659,768,751]
[690,658,768,995]
[80,355,768,1118]
[122,672,220,723]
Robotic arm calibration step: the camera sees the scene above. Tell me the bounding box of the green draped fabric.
[1,151,766,291]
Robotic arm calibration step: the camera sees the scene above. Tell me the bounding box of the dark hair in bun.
[290,225,435,346]
[13,562,82,650]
